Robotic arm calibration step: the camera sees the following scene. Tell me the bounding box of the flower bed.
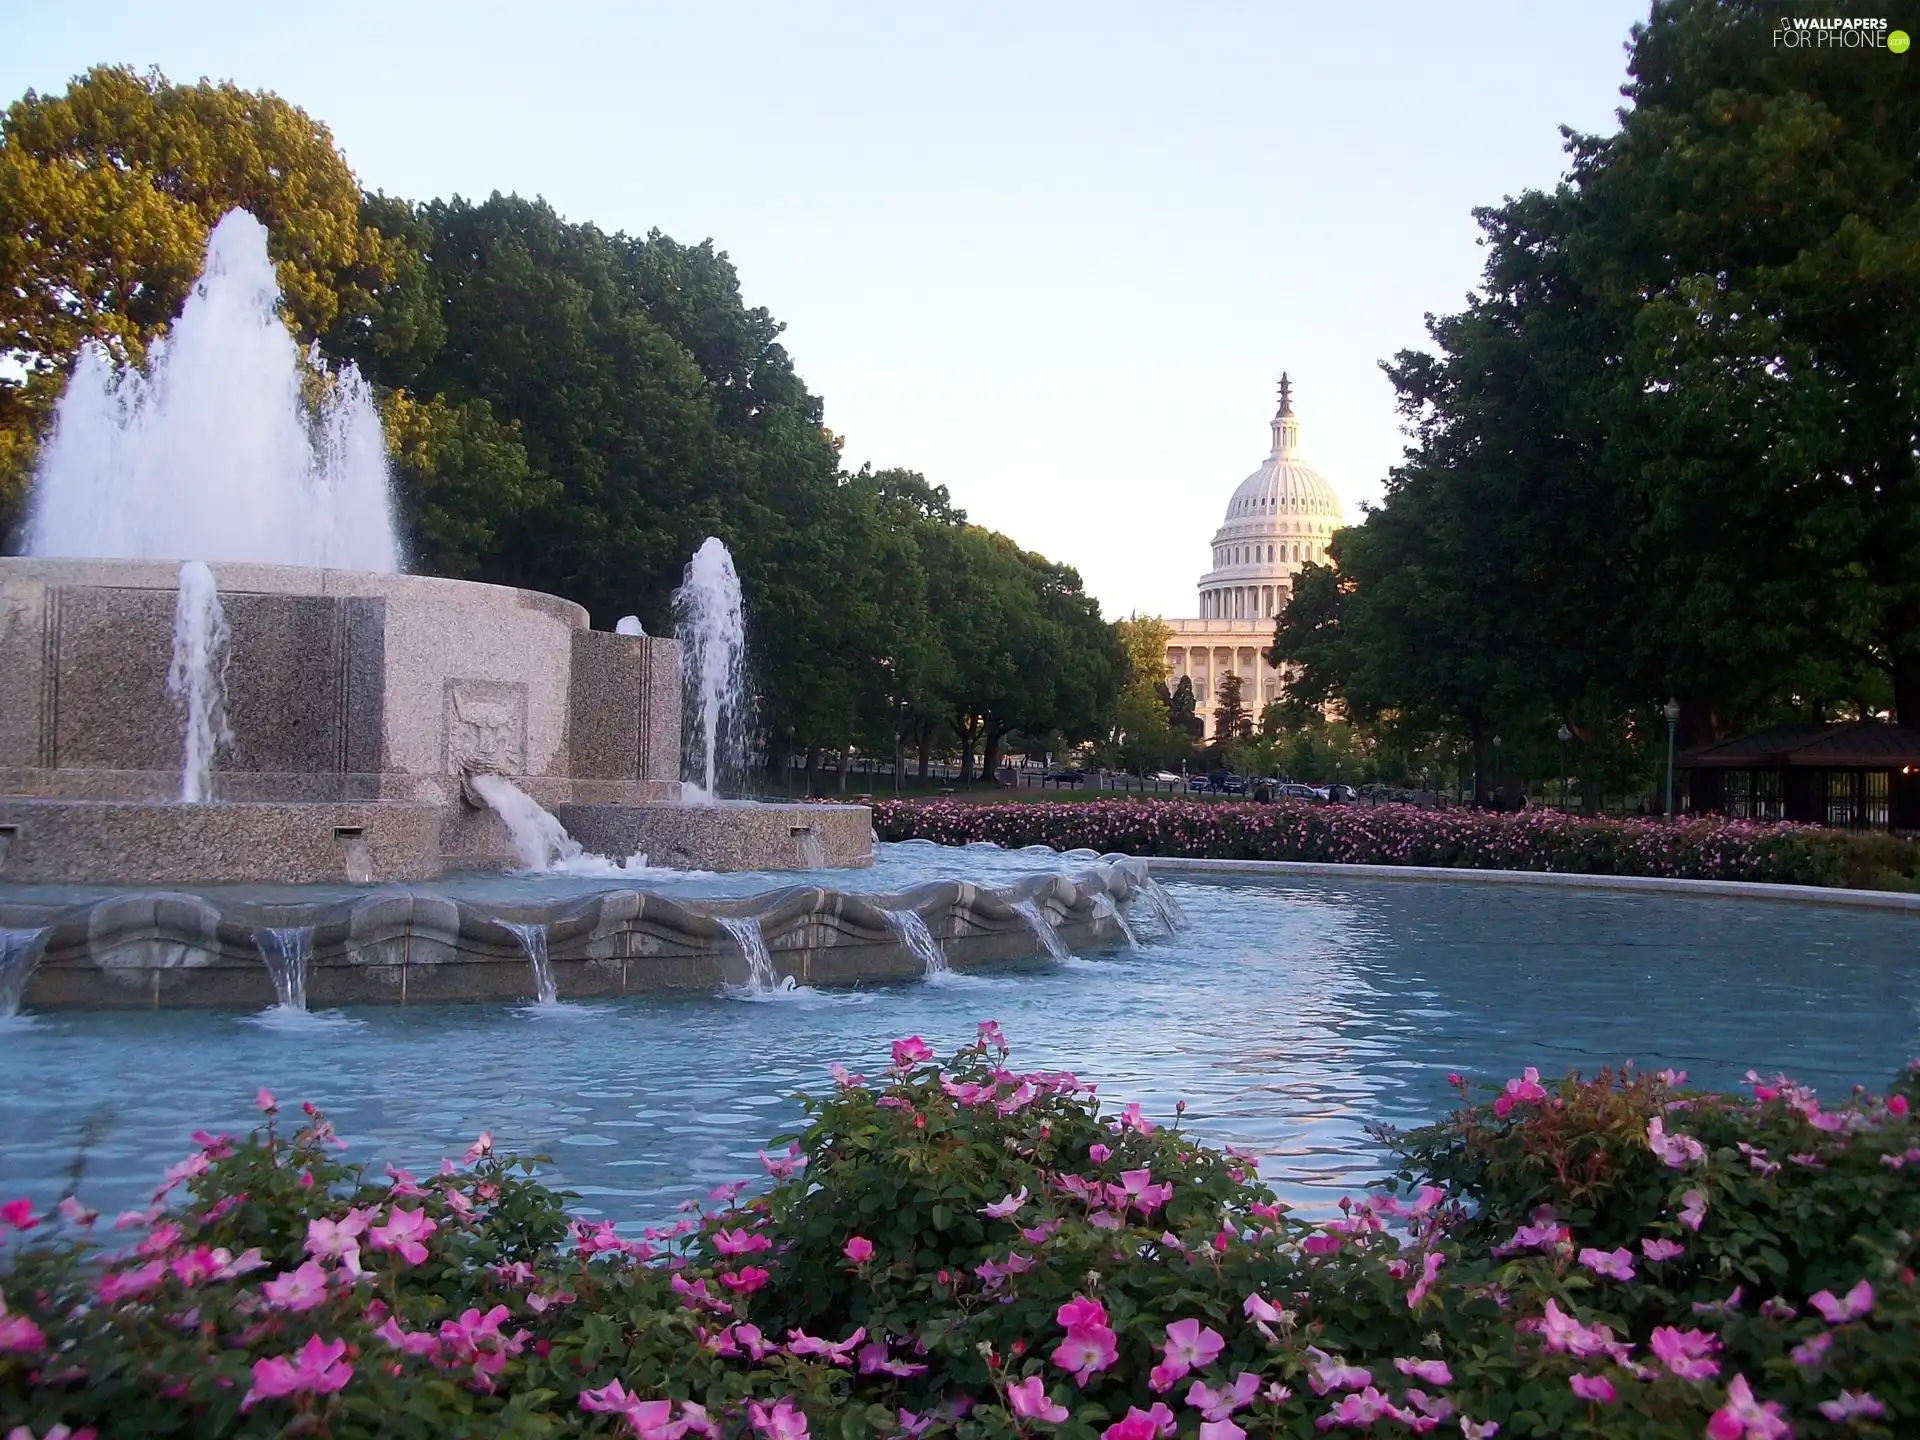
[3,1032,1917,1438]
[872,800,1920,890]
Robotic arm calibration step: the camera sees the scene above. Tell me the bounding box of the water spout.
[1093,892,1140,950]
[468,773,583,870]
[673,537,748,800]
[25,210,400,571]
[1136,877,1190,934]
[167,561,232,803]
[794,829,825,869]
[502,921,557,1005]
[1009,898,1069,961]
[0,928,49,1017]
[882,908,949,980]
[718,916,779,993]
[257,926,313,1011]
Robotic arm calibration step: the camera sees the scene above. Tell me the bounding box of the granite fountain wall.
[0,557,870,883]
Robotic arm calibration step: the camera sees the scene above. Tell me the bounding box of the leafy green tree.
[1211,672,1253,744]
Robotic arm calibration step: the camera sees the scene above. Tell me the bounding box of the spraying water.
[502,921,558,1005]
[0,928,49,1018]
[256,926,313,1011]
[1093,892,1140,950]
[167,561,232,802]
[25,210,400,571]
[795,830,826,868]
[1009,898,1070,962]
[718,916,780,994]
[469,774,584,870]
[881,908,950,980]
[673,537,748,801]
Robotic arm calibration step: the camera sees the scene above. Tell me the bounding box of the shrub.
[2,1037,1916,1437]
[872,799,1920,890]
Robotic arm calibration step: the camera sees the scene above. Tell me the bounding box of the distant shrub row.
[871,800,1920,891]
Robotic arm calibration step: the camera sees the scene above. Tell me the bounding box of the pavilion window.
[1867,770,1890,828]
[1826,771,1858,828]
[1754,768,1783,821]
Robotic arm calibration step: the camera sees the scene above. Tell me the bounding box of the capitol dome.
[1195,374,1344,623]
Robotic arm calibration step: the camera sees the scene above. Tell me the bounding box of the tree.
[1167,676,1205,742]
[1211,673,1253,744]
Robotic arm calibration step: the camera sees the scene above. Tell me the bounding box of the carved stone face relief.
[445,680,527,775]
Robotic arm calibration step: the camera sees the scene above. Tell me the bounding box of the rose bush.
[2,1037,1915,1438]
[872,801,1920,891]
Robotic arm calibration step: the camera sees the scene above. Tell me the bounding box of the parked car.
[1326,782,1357,803]
[1150,771,1184,783]
[1041,768,1085,785]
[1277,782,1324,801]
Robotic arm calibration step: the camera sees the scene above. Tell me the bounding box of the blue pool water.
[2,844,1916,1227]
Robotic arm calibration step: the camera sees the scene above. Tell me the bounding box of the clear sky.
[1,0,1649,619]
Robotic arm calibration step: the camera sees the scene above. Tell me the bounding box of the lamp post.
[895,700,907,798]
[1492,735,1503,808]
[1663,698,1681,818]
[1556,724,1572,814]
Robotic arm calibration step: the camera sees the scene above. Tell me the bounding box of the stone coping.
[1145,857,1920,913]
[5,858,1153,1011]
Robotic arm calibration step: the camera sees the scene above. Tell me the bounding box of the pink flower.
[1569,1375,1615,1404]
[1640,1237,1684,1263]
[1705,1375,1790,1440]
[1102,1411,1159,1440]
[1006,1376,1069,1424]
[981,1188,1030,1220]
[1186,1373,1260,1421]
[890,1036,933,1067]
[842,1236,874,1263]
[1197,1423,1245,1440]
[711,1227,773,1256]
[1021,1219,1062,1245]
[1809,1279,1872,1323]
[1088,1143,1112,1163]
[96,1259,165,1304]
[749,1398,810,1440]
[240,1334,353,1411]
[857,1339,929,1378]
[1159,1318,1225,1379]
[368,1206,436,1266]
[306,1211,370,1274]
[254,1087,276,1112]
[261,1260,330,1312]
[1646,1116,1705,1168]
[1393,1358,1451,1386]
[1578,1246,1635,1282]
[1818,1392,1887,1422]
[786,1327,866,1365]
[1406,1250,1444,1308]
[1492,1068,1548,1117]
[1678,1189,1708,1231]
[1459,1421,1500,1439]
[0,1199,35,1230]
[0,1307,47,1355]
[1057,1296,1108,1330]
[1303,1346,1372,1395]
[1889,1094,1910,1118]
[1053,1323,1120,1388]
[1789,1332,1831,1367]
[719,1267,769,1293]
[1650,1326,1720,1380]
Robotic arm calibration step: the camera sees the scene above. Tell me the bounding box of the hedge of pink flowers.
[872,800,1918,889]
[1,1034,1916,1438]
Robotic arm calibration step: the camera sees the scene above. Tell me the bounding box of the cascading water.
[1009,898,1070,961]
[673,537,748,801]
[1093,892,1140,950]
[25,210,400,571]
[0,928,49,1018]
[881,908,950,980]
[167,561,233,802]
[502,921,558,1005]
[795,830,826,869]
[468,774,584,870]
[1137,877,1191,934]
[718,916,781,994]
[256,927,313,1011]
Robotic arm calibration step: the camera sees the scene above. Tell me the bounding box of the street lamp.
[895,700,907,798]
[1556,724,1572,814]
[1492,735,1503,808]
[1663,698,1681,818]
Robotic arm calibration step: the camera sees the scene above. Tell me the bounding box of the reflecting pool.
[2,845,1915,1228]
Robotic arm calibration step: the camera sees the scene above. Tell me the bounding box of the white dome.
[1192,375,1344,623]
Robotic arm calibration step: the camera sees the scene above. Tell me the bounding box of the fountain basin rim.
[1146,857,1920,913]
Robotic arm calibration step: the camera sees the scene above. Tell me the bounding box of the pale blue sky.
[1,0,1649,617]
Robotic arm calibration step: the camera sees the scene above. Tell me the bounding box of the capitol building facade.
[1164,375,1344,740]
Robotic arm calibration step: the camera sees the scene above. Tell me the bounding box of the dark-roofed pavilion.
[1676,722,1920,831]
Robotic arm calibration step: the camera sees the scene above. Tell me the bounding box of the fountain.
[255,926,312,1011]
[0,208,871,885]
[1092,892,1140,950]
[882,907,950,980]
[718,916,781,993]
[1010,898,1071,961]
[502,921,558,1005]
[0,928,48,1018]
[674,537,747,801]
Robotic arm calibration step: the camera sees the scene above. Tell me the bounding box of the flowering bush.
[2,1040,1917,1437]
[872,800,1920,890]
